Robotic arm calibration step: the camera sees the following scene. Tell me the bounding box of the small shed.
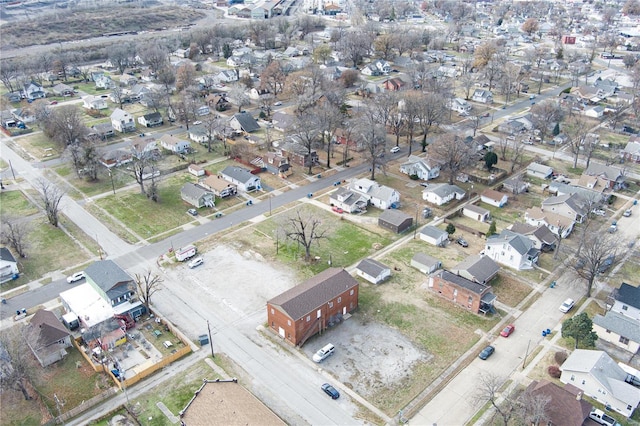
[527,162,553,179]
[355,258,391,284]
[481,189,508,208]
[411,253,442,274]
[463,204,491,222]
[378,210,413,234]
[188,164,205,177]
[419,226,449,246]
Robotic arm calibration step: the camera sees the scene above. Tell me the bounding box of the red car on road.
[500,324,515,337]
[332,206,344,214]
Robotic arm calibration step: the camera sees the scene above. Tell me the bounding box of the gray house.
[355,258,391,284]
[419,225,449,246]
[84,260,145,318]
[229,111,260,133]
[138,112,163,127]
[526,162,553,179]
[25,309,72,367]
[181,182,215,208]
[449,255,499,285]
[411,253,442,274]
[110,108,136,133]
[219,166,261,192]
[378,210,413,234]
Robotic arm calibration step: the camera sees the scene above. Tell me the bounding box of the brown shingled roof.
[267,268,358,320]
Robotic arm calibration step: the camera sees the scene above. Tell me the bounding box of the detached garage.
[378,210,413,234]
[356,258,391,284]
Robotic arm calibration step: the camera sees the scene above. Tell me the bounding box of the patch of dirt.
[302,317,430,399]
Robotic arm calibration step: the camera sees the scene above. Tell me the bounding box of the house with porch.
[137,112,163,127]
[200,175,238,198]
[524,206,575,238]
[0,247,19,284]
[84,260,145,319]
[329,187,368,214]
[399,155,440,181]
[509,223,557,252]
[22,81,46,100]
[180,182,215,208]
[229,111,260,133]
[560,350,640,418]
[52,83,74,97]
[541,193,587,223]
[25,309,72,367]
[266,268,359,346]
[422,183,466,206]
[583,162,625,190]
[219,166,261,192]
[110,108,136,133]
[159,134,190,154]
[349,178,400,210]
[484,230,540,270]
[524,380,592,426]
[471,89,493,104]
[278,142,319,167]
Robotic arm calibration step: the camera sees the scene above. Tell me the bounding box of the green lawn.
[0,190,39,216]
[95,174,196,239]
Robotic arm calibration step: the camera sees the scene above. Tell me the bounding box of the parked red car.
[500,324,515,337]
[332,206,344,214]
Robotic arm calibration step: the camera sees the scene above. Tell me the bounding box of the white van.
[312,343,335,363]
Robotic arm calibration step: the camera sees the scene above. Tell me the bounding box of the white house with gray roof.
[526,162,553,179]
[419,225,449,246]
[229,111,260,133]
[355,258,391,284]
[541,193,587,223]
[609,283,640,321]
[180,182,215,208]
[484,230,539,270]
[110,108,136,133]
[560,349,640,418]
[84,260,146,319]
[329,187,368,214]
[349,178,400,210]
[422,183,466,206]
[593,311,640,354]
[399,155,440,181]
[219,166,261,192]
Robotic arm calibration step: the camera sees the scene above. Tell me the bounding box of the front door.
[342,307,346,315]
[278,327,285,337]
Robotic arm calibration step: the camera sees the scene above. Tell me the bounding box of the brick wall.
[431,275,482,313]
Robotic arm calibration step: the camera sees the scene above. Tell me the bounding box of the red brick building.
[428,270,496,314]
[266,268,359,346]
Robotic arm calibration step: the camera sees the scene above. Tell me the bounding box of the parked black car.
[456,237,469,247]
[321,383,340,399]
[478,345,495,360]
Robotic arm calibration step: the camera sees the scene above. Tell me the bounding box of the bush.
[554,351,568,365]
[446,223,456,235]
[409,174,419,180]
[547,365,561,378]
[607,195,616,205]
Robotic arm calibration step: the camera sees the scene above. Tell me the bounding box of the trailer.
[175,244,197,262]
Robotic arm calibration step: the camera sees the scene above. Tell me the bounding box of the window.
[622,305,628,311]
[337,297,342,303]
[628,405,633,411]
[468,296,473,304]
[328,302,333,308]
[317,309,321,318]
[582,380,586,385]
[271,308,274,315]
[350,289,354,296]
[306,315,311,322]
[287,320,291,326]
[509,255,514,261]
[619,336,630,345]
[570,374,575,381]
[606,329,611,333]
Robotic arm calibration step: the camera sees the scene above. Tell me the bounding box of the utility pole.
[207,320,215,358]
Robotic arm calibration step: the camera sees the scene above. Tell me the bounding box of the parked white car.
[312,343,335,363]
[67,271,85,283]
[188,257,203,268]
[559,298,575,313]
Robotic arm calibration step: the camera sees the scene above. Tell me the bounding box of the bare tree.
[509,139,526,173]
[0,326,34,400]
[1,216,29,258]
[416,92,447,151]
[37,179,64,227]
[430,134,475,184]
[129,145,158,195]
[571,232,622,297]
[496,136,509,161]
[517,387,550,426]
[110,85,127,110]
[229,86,250,113]
[138,42,168,75]
[134,271,163,312]
[314,102,343,169]
[43,105,88,150]
[289,112,320,175]
[353,104,387,180]
[285,209,327,261]
[260,61,287,96]
[564,116,591,168]
[530,101,563,145]
[474,373,515,426]
[201,114,223,153]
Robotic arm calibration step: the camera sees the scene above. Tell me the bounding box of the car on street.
[187,208,198,216]
[390,146,400,153]
[192,121,202,125]
[188,257,203,268]
[623,209,632,217]
[312,343,335,363]
[321,383,340,399]
[273,101,283,106]
[559,298,575,313]
[67,271,85,283]
[478,345,495,360]
[608,224,618,233]
[456,237,469,247]
[598,255,615,274]
[332,206,344,214]
[500,324,515,337]
[50,100,58,105]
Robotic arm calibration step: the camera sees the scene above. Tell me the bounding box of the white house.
[0,247,19,284]
[449,98,471,113]
[524,207,575,238]
[219,166,261,192]
[218,70,239,83]
[592,311,640,354]
[609,283,640,321]
[329,187,368,214]
[81,95,108,110]
[484,230,539,270]
[541,193,587,223]
[584,105,604,118]
[462,205,491,222]
[471,89,493,103]
[623,139,640,163]
[95,75,116,90]
[422,183,466,206]
[22,81,46,100]
[110,108,136,133]
[355,258,391,284]
[159,134,190,154]
[526,162,554,179]
[560,350,640,418]
[481,189,508,208]
[419,226,449,246]
[349,178,400,210]
[188,164,205,177]
[399,155,440,181]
